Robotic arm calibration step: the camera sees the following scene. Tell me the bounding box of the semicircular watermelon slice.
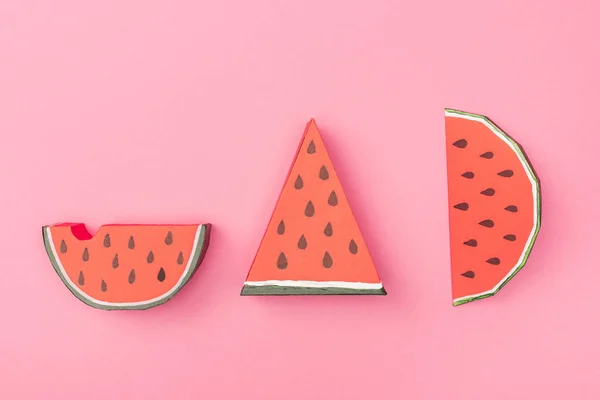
[445,109,541,306]
[42,223,211,310]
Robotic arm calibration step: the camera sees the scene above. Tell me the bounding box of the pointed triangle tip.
[302,118,320,139]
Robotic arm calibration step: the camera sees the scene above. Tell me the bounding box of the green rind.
[453,292,494,307]
[240,285,387,296]
[42,224,210,311]
[445,108,542,307]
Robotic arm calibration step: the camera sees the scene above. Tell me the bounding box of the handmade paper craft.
[42,223,211,310]
[241,119,385,295]
[445,109,541,306]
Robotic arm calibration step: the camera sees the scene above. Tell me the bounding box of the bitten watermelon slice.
[445,109,541,306]
[242,119,385,295]
[42,223,211,310]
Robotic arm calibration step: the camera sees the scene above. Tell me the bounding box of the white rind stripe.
[244,280,383,290]
[445,109,541,304]
[45,224,203,308]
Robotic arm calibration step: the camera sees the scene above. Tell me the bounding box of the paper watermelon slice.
[242,119,385,295]
[43,223,211,310]
[445,109,541,306]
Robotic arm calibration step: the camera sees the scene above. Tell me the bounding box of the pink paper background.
[1,0,599,399]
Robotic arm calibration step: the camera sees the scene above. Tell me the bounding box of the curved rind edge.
[445,108,542,307]
[42,224,211,311]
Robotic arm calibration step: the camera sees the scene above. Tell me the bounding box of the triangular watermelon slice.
[445,109,541,306]
[242,119,385,295]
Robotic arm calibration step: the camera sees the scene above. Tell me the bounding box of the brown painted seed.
[101,280,107,292]
[297,235,307,249]
[305,201,315,217]
[481,188,495,196]
[82,248,89,262]
[147,251,154,264]
[503,234,517,241]
[112,254,119,269]
[480,152,494,159]
[452,139,467,148]
[128,236,135,249]
[324,222,333,237]
[463,239,478,247]
[461,171,475,179]
[505,205,518,212]
[177,252,184,265]
[78,271,85,285]
[479,220,494,228]
[294,175,304,189]
[165,231,173,245]
[323,251,333,268]
[157,268,166,282]
[277,252,288,269]
[128,269,136,284]
[60,240,67,253]
[328,191,338,206]
[349,240,358,254]
[307,140,316,154]
[319,165,329,180]
[454,203,469,211]
[277,220,285,235]
[486,257,501,265]
[498,170,514,177]
[461,271,475,278]
[103,234,111,248]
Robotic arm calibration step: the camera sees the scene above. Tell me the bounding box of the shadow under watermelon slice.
[241,119,386,296]
[445,109,541,306]
[42,222,211,310]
